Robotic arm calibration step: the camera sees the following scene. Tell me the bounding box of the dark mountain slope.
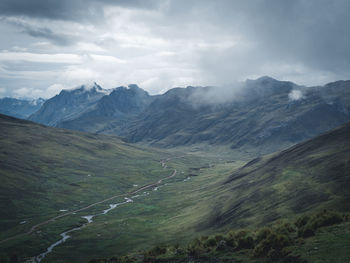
[57,84,154,133]
[120,78,350,155]
[28,83,109,126]
[27,77,350,155]
[203,121,350,230]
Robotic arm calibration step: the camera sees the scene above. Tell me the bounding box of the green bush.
[267,248,283,261]
[298,224,315,238]
[253,231,291,258]
[311,210,343,229]
[143,245,168,261]
[190,238,202,247]
[187,244,205,257]
[237,235,254,249]
[214,234,224,242]
[295,215,310,228]
[216,239,227,251]
[256,227,273,243]
[224,235,237,248]
[277,223,295,234]
[204,237,217,248]
[200,235,208,241]
[297,210,343,238]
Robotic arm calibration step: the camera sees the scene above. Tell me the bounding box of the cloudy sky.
[0,0,349,98]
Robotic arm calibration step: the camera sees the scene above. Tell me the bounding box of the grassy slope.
[0,114,214,261]
[75,121,350,263]
[197,121,350,232]
[92,121,350,263]
[116,210,350,263]
[2,113,350,262]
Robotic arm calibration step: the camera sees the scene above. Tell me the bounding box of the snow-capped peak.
[63,82,112,95]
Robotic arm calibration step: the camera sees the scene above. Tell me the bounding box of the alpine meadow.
[0,1,350,263]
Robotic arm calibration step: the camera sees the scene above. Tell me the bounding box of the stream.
[30,158,181,262]
[32,188,166,262]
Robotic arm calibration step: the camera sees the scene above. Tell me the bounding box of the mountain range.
[0,97,45,119]
[21,76,350,155]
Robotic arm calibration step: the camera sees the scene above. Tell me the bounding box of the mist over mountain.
[28,82,110,126]
[15,77,349,156]
[56,84,155,133]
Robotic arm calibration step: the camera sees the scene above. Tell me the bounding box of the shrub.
[256,227,273,243]
[253,239,271,258]
[253,231,291,258]
[311,210,343,229]
[298,225,315,238]
[216,240,227,251]
[295,215,310,228]
[215,234,224,242]
[224,234,237,248]
[297,210,343,238]
[204,237,217,248]
[187,244,205,257]
[149,246,167,256]
[175,248,185,255]
[190,238,202,247]
[237,235,254,249]
[277,223,295,234]
[200,235,208,241]
[267,248,282,261]
[230,230,254,250]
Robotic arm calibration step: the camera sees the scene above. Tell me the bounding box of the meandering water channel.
[30,158,183,262]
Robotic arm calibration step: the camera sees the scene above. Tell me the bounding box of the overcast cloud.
[0,0,349,98]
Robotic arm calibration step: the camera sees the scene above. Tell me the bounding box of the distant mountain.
[0,97,45,119]
[57,84,154,133]
[28,82,110,126]
[107,77,350,155]
[25,77,350,155]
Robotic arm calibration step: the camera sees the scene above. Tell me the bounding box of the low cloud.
[288,89,304,101]
[0,87,6,95]
[2,16,75,46]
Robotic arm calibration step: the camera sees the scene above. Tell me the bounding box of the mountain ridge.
[0,97,45,119]
[10,77,350,155]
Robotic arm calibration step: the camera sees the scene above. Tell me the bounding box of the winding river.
[30,157,183,262]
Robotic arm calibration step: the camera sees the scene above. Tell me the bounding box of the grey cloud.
[22,25,74,46]
[0,0,350,98]
[158,0,350,85]
[1,17,75,46]
[0,0,160,21]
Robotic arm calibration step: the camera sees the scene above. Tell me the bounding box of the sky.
[0,0,350,98]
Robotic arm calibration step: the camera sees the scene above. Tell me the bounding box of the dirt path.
[0,158,179,245]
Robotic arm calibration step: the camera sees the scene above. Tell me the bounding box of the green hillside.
[1,114,350,263]
[91,122,350,263]
[0,114,212,262]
